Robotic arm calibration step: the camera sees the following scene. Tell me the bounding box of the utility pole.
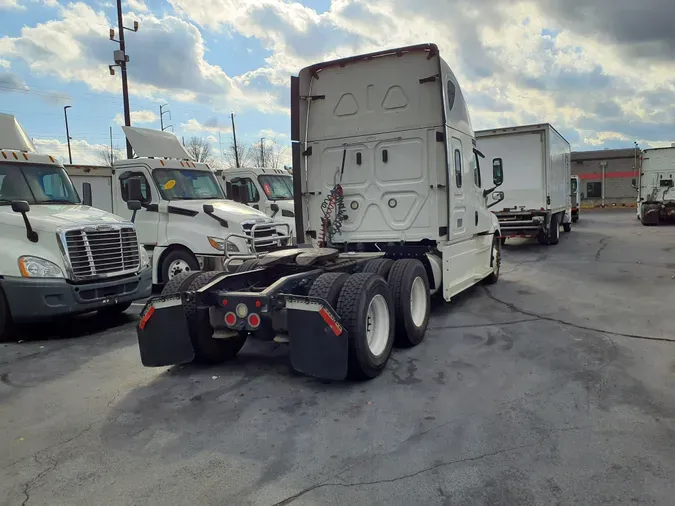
[230,112,240,168]
[109,126,114,165]
[63,105,73,164]
[159,103,172,131]
[108,2,139,159]
[260,137,265,167]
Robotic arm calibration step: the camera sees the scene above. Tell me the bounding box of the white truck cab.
[219,167,296,236]
[0,113,152,339]
[105,127,289,285]
[636,146,675,225]
[571,175,580,222]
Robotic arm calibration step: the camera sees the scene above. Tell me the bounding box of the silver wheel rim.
[409,276,427,328]
[168,259,191,280]
[366,294,389,357]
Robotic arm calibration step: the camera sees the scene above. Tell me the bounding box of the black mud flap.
[137,294,195,367]
[287,296,349,381]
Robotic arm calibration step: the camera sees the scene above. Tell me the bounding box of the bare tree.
[223,141,255,168]
[95,147,122,166]
[183,136,215,163]
[252,138,289,169]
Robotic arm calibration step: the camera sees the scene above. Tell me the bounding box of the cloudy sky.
[0,0,673,165]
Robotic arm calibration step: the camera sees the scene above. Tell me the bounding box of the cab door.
[115,167,160,246]
[448,137,469,242]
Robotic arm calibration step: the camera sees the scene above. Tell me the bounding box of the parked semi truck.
[68,127,291,285]
[571,175,580,223]
[476,124,571,245]
[218,166,296,237]
[135,44,506,381]
[636,146,675,225]
[0,113,152,340]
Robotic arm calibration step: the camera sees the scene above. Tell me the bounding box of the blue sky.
[0,0,673,165]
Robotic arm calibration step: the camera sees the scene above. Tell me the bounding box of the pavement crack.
[594,238,609,261]
[429,318,540,330]
[21,454,58,506]
[483,287,675,344]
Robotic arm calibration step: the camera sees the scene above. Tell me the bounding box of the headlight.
[208,237,240,252]
[139,246,150,268]
[18,256,64,278]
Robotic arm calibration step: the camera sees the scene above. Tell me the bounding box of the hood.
[168,199,270,219]
[0,204,128,232]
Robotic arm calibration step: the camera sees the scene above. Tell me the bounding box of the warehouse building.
[571,148,639,207]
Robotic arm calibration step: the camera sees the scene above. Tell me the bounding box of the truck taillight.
[224,312,237,326]
[248,313,261,329]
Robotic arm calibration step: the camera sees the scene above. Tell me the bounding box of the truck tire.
[161,249,199,284]
[161,271,202,296]
[185,271,247,364]
[484,236,501,285]
[547,214,560,245]
[387,259,430,348]
[362,258,395,278]
[562,222,572,233]
[572,216,579,223]
[0,287,12,343]
[337,273,395,379]
[308,272,350,306]
[237,258,261,273]
[97,301,132,317]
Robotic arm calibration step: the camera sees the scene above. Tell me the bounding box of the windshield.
[259,174,293,200]
[153,168,225,200]
[0,162,80,205]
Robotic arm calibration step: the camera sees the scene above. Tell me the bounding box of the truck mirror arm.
[11,200,39,243]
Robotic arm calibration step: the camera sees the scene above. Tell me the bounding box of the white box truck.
[0,113,152,340]
[133,44,507,382]
[69,127,291,286]
[636,146,675,225]
[218,166,296,237]
[475,124,572,245]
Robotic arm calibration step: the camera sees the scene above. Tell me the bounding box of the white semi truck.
[636,146,675,225]
[133,44,506,382]
[218,166,296,237]
[69,127,291,285]
[475,124,571,245]
[0,113,152,340]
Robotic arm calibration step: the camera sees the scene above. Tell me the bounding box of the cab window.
[120,171,151,203]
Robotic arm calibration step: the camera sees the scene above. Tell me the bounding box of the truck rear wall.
[546,125,571,212]
[476,131,546,211]
[641,147,675,203]
[297,49,447,243]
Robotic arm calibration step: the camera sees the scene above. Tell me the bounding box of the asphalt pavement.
[2,209,675,506]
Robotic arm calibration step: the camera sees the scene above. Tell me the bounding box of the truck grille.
[242,221,279,252]
[64,226,140,279]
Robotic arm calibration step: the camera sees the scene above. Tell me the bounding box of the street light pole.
[230,112,240,168]
[116,0,132,159]
[63,105,73,164]
[260,137,265,167]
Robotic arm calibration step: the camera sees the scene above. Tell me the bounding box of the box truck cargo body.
[476,124,571,245]
[637,146,675,225]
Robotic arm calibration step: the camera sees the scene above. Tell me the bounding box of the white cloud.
[113,109,158,125]
[124,0,148,12]
[181,118,232,134]
[206,134,218,143]
[0,0,25,10]
[0,59,10,68]
[258,128,287,140]
[33,138,111,165]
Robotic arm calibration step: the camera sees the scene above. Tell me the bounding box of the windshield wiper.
[40,199,77,204]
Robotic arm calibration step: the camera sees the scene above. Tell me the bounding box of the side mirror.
[270,203,279,218]
[11,200,30,214]
[127,176,143,202]
[82,182,93,206]
[487,191,505,209]
[203,204,214,214]
[492,158,504,187]
[231,184,241,202]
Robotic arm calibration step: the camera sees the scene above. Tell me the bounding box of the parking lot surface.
[1,209,675,506]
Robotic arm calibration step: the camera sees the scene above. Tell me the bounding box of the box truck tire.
[387,259,430,348]
[161,249,200,284]
[337,273,395,379]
